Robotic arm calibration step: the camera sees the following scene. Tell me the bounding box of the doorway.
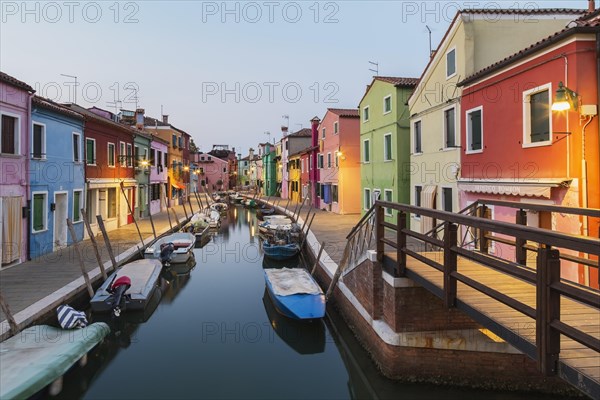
[53,192,68,250]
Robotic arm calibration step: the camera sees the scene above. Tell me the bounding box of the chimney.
[310,117,320,147]
[249,148,254,160]
[281,126,289,137]
[589,0,595,12]
[135,108,145,129]
[162,114,169,124]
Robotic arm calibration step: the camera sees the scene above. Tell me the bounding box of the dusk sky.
[0,0,584,154]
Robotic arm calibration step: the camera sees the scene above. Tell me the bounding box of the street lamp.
[551,81,579,112]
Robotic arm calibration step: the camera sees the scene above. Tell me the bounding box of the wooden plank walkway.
[385,250,600,397]
[0,194,210,339]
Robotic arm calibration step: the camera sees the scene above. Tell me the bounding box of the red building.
[458,12,599,286]
[67,105,137,235]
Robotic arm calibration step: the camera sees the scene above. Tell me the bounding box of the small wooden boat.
[90,259,162,314]
[256,206,275,220]
[264,268,326,320]
[0,323,110,399]
[182,214,211,245]
[258,218,294,237]
[144,232,195,265]
[263,240,300,260]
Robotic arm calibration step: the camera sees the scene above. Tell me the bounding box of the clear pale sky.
[0,0,586,155]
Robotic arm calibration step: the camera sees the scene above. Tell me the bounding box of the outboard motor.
[110,276,131,317]
[160,242,175,267]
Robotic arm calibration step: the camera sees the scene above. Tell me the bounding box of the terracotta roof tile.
[0,71,34,92]
[288,128,312,137]
[33,96,84,120]
[327,108,359,118]
[374,76,420,87]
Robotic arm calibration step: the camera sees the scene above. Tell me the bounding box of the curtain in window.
[2,197,22,264]
[1,115,16,154]
[420,185,437,235]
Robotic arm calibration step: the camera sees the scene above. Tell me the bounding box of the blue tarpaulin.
[323,184,332,204]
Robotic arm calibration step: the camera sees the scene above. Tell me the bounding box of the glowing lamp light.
[184,166,190,171]
[140,160,149,167]
[551,81,578,112]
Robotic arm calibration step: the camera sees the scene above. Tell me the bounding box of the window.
[1,114,19,155]
[309,154,313,170]
[363,139,370,163]
[327,152,332,168]
[414,186,422,218]
[172,134,177,147]
[322,128,326,139]
[134,145,139,163]
[332,185,338,203]
[446,47,456,78]
[32,192,47,232]
[442,187,453,212]
[316,182,321,198]
[107,188,117,219]
[151,149,156,167]
[466,107,483,153]
[126,144,133,167]
[86,189,97,224]
[523,84,551,146]
[413,121,422,153]
[383,95,392,114]
[333,122,339,134]
[120,142,126,166]
[444,107,456,148]
[363,106,369,122]
[73,133,81,162]
[335,152,339,168]
[317,154,324,169]
[143,148,148,162]
[108,143,115,167]
[73,190,83,222]
[364,188,371,210]
[384,189,393,216]
[178,136,183,148]
[32,123,45,159]
[384,133,392,161]
[85,138,96,165]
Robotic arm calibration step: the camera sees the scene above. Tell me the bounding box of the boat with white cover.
[144,232,195,264]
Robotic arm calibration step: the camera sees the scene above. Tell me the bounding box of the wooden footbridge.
[368,199,600,399]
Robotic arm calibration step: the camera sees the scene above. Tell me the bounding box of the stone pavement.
[0,194,210,340]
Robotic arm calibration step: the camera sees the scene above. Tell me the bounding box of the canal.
[50,207,566,399]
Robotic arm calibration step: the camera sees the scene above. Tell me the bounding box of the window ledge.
[1,153,22,158]
[466,149,483,155]
[522,141,552,149]
[32,229,48,234]
[412,152,423,157]
[31,157,47,161]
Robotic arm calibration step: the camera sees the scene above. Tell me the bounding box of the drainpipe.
[26,91,33,261]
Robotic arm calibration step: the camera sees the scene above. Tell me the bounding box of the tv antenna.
[264,131,271,143]
[106,100,122,116]
[425,25,433,56]
[60,73,78,104]
[368,61,379,76]
[295,123,303,130]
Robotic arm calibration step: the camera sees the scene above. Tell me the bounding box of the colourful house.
[457,12,599,287]
[65,105,137,236]
[194,152,229,192]
[408,8,585,234]
[318,108,361,214]
[308,117,321,208]
[133,130,152,219]
[359,77,418,221]
[149,135,169,215]
[29,96,85,259]
[261,142,277,196]
[0,72,34,267]
[282,128,312,200]
[287,151,302,203]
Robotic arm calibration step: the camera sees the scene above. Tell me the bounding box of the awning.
[86,178,137,189]
[457,179,571,199]
[420,185,437,235]
[172,182,186,190]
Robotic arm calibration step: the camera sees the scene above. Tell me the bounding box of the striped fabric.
[56,305,88,329]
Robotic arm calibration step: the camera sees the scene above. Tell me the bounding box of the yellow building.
[288,152,302,203]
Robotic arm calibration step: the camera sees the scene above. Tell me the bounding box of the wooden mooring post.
[300,213,316,249]
[80,209,107,280]
[182,200,189,220]
[96,215,118,271]
[326,241,351,300]
[119,182,144,247]
[147,209,157,240]
[188,195,195,215]
[161,185,173,231]
[310,241,326,276]
[67,219,94,298]
[171,207,181,229]
[0,291,19,334]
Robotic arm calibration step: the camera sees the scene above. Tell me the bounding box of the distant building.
[193,152,229,192]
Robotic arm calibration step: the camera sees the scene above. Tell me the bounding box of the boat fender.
[56,304,88,329]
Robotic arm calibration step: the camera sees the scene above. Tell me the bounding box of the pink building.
[318,109,361,214]
[149,136,169,215]
[1,72,34,267]
[194,152,229,192]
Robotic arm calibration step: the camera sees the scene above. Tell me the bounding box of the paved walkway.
[0,194,210,340]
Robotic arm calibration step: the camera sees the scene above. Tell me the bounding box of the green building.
[133,131,152,218]
[261,142,277,196]
[359,76,419,221]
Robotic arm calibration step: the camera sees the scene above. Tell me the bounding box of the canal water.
[50,207,566,399]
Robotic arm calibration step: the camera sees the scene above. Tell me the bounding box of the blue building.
[29,96,85,259]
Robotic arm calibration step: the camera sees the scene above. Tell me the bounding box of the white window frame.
[322,127,326,139]
[383,95,392,114]
[120,141,126,167]
[384,189,393,216]
[363,105,370,123]
[383,133,392,161]
[107,142,116,167]
[466,106,484,154]
[364,188,371,211]
[363,139,370,163]
[73,189,84,223]
[446,46,457,79]
[333,121,339,135]
[31,191,48,233]
[442,105,457,150]
[0,111,21,156]
[413,185,422,220]
[126,143,133,167]
[412,119,423,155]
[31,121,46,160]
[143,147,148,161]
[327,152,332,168]
[522,83,553,148]
[85,138,96,166]
[72,132,81,163]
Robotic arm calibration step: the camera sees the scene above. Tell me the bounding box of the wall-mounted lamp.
[50,203,56,212]
[551,81,578,112]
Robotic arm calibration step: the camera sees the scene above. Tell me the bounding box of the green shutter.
[33,194,44,231]
[73,191,81,221]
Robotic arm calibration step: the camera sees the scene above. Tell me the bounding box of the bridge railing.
[374,200,600,376]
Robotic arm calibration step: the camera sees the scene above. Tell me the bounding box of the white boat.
[182,214,211,243]
[210,202,229,212]
[144,232,195,265]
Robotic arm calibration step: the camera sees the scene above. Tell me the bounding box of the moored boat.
[144,232,195,265]
[90,259,163,315]
[264,268,326,320]
[263,240,300,260]
[210,202,229,213]
[256,206,275,220]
